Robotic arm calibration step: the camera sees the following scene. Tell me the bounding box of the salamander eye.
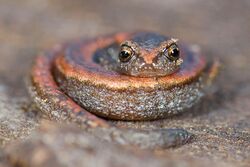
[119,46,133,62]
[164,44,180,61]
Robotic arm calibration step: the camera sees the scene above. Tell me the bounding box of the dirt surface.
[0,0,249,167]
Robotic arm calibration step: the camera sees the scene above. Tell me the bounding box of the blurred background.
[0,0,249,166]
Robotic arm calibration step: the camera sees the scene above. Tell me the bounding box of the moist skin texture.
[28,32,219,148]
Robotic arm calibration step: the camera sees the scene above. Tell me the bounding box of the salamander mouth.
[118,57,182,77]
[128,66,180,77]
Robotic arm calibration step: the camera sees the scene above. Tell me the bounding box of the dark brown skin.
[28,32,219,148]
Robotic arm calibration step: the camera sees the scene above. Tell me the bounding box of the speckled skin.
[28,32,219,148]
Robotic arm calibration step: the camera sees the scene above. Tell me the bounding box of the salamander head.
[118,32,183,77]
